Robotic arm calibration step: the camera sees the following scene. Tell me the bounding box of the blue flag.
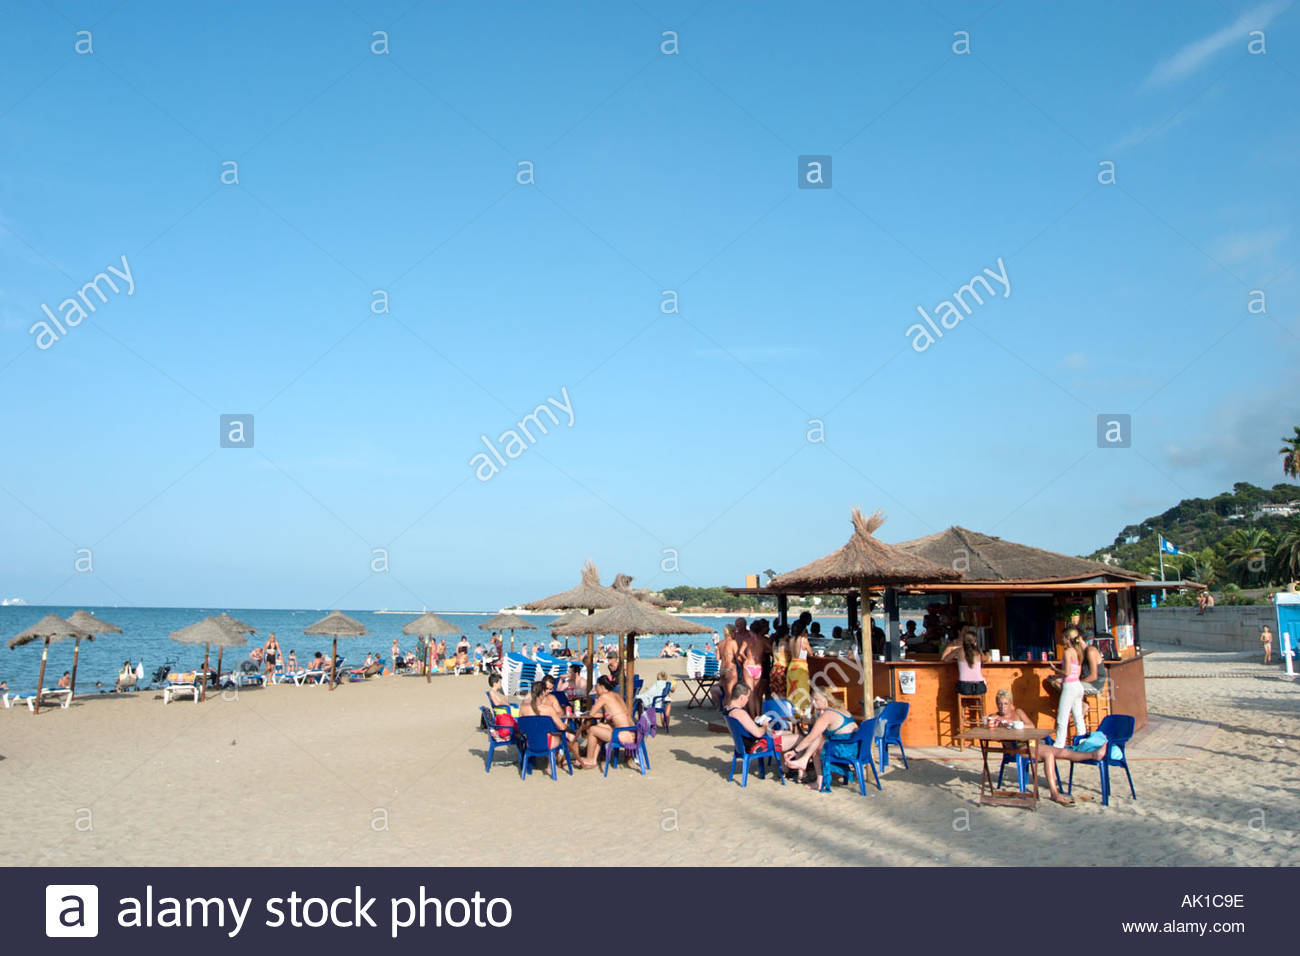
[1159,535,1180,555]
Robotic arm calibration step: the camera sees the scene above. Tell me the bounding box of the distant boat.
[1,597,27,607]
[374,608,425,615]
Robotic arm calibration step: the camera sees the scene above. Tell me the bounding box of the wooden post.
[329,636,338,691]
[859,585,874,719]
[847,592,859,632]
[623,633,634,710]
[70,636,83,695]
[885,587,901,660]
[585,632,595,696]
[216,646,225,691]
[33,636,49,715]
[777,593,789,629]
[425,636,433,683]
[510,629,515,653]
[200,642,211,702]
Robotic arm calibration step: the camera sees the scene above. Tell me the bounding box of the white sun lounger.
[21,688,73,711]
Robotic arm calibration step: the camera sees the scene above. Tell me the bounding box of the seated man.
[579,676,636,769]
[1038,729,1110,807]
[307,651,328,673]
[721,682,778,753]
[564,663,588,698]
[486,673,509,712]
[57,671,72,689]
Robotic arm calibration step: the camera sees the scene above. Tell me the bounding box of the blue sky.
[1,0,1297,610]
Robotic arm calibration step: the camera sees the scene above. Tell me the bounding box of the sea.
[0,606,865,692]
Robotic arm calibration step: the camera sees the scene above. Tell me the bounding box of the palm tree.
[1275,521,1300,582]
[1223,527,1275,584]
[1281,426,1300,479]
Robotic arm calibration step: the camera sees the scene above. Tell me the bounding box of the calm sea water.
[0,606,857,692]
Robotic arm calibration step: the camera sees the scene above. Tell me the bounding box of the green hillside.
[1087,481,1300,593]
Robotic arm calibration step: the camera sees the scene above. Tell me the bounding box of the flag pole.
[1158,537,1167,603]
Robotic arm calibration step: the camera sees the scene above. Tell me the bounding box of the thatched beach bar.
[732,518,1176,748]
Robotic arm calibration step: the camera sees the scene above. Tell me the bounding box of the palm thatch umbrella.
[552,596,712,707]
[768,508,961,709]
[304,610,368,691]
[479,612,536,655]
[169,615,250,702]
[612,573,672,607]
[401,612,461,683]
[522,560,623,694]
[66,610,122,695]
[7,614,91,714]
[210,612,256,686]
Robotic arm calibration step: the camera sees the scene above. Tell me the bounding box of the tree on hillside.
[1281,426,1300,479]
[1223,527,1274,585]
[1276,520,1300,582]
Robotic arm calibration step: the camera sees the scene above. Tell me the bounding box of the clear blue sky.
[1,0,1297,610]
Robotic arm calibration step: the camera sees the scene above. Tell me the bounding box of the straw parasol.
[210,612,256,688]
[611,573,672,607]
[402,612,461,682]
[767,508,961,709]
[479,612,536,656]
[65,610,122,695]
[304,610,368,691]
[169,615,251,702]
[522,560,623,694]
[7,614,91,714]
[552,596,712,706]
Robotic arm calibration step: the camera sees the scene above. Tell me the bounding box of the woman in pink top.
[1052,631,1087,745]
[942,629,988,696]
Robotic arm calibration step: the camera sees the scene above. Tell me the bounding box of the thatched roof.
[894,526,1146,584]
[213,612,256,635]
[401,612,461,636]
[169,616,250,647]
[521,559,621,611]
[479,613,536,632]
[8,614,91,649]
[67,610,122,638]
[768,508,962,591]
[547,610,597,634]
[303,610,368,637]
[551,597,712,638]
[611,573,672,607]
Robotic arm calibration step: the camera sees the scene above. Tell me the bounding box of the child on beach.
[1261,625,1274,664]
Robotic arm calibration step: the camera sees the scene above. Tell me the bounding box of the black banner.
[8,867,1295,952]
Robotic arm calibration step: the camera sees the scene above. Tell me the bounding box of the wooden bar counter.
[808,653,1147,748]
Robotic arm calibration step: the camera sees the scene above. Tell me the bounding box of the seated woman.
[780,689,858,786]
[989,688,1030,728]
[578,676,635,769]
[306,651,328,673]
[454,649,472,673]
[1081,637,1108,699]
[1037,728,1111,806]
[518,680,570,754]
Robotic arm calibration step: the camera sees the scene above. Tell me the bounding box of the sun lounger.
[21,688,73,711]
[162,673,201,704]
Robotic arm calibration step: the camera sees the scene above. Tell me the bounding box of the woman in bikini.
[263,633,280,676]
[717,623,740,708]
[769,624,789,699]
[780,689,858,786]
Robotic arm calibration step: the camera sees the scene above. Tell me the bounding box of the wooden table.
[956,726,1053,810]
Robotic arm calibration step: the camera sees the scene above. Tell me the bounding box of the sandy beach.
[2,646,1297,867]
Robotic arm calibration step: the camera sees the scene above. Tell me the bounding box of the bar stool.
[955,691,986,750]
[1084,681,1110,732]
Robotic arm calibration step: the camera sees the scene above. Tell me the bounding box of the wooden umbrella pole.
[860,585,874,719]
[623,633,634,710]
[33,636,49,715]
[330,636,338,691]
[510,629,515,654]
[70,636,83,695]
[200,642,211,702]
[425,637,432,684]
[216,646,224,687]
[585,632,594,696]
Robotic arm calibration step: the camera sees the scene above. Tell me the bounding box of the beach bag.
[491,713,517,742]
[1071,731,1107,754]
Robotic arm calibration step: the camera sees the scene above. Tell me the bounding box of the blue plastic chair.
[820,718,882,794]
[633,675,644,698]
[762,697,795,731]
[996,747,1035,792]
[1067,715,1136,806]
[603,710,654,776]
[516,715,572,781]
[725,716,784,787]
[480,706,519,773]
[876,701,909,769]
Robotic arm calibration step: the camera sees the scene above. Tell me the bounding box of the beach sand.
[2,648,1296,866]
